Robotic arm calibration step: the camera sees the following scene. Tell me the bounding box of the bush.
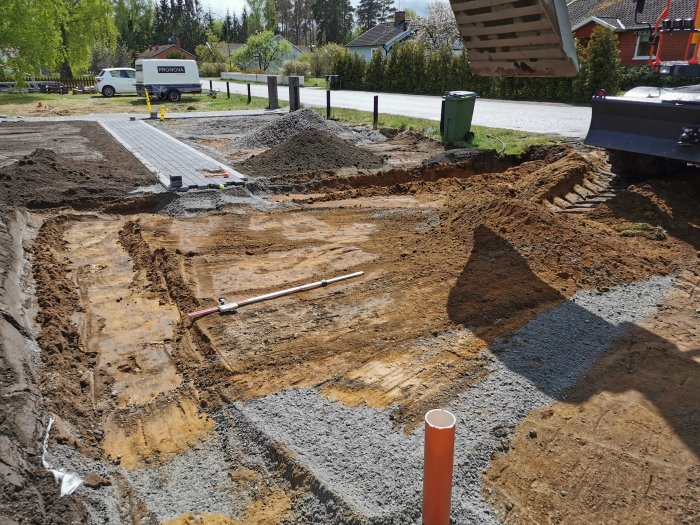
[364,49,385,91]
[282,59,311,76]
[166,51,187,60]
[301,43,346,77]
[332,49,365,90]
[198,62,229,77]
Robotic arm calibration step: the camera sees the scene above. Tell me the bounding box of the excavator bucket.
[585,97,700,164]
[450,0,579,77]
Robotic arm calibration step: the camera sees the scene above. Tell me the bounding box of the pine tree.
[313,0,354,44]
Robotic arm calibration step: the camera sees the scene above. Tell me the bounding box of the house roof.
[347,22,411,47]
[139,44,195,58]
[568,0,696,31]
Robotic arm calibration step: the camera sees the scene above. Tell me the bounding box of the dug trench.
[2,117,699,524]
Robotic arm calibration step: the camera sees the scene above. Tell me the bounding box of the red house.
[568,0,695,66]
[139,38,196,60]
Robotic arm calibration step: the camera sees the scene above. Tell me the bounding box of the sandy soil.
[0,116,698,524]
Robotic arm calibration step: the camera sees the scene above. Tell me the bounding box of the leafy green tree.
[0,0,64,81]
[59,0,117,77]
[195,30,226,63]
[166,50,187,59]
[233,30,292,71]
[299,43,345,77]
[364,49,385,91]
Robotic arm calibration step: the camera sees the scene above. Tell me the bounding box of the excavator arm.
[449,0,578,77]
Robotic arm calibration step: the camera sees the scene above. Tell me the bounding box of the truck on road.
[135,59,201,102]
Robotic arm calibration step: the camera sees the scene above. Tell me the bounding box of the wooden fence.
[35,76,96,88]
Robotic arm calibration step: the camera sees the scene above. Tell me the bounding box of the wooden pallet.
[450,0,579,77]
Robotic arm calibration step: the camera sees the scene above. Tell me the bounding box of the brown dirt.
[484,270,700,524]
[236,128,385,180]
[0,145,154,210]
[3,114,698,525]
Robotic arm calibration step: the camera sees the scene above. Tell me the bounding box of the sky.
[201,0,430,19]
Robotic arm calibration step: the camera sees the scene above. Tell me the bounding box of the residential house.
[567,0,695,66]
[139,38,196,60]
[216,35,303,72]
[346,11,415,61]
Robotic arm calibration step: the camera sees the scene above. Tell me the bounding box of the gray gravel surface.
[234,109,386,149]
[238,275,676,524]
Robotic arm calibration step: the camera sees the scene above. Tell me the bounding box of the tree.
[233,30,292,71]
[356,0,394,31]
[312,0,354,44]
[153,0,206,55]
[59,0,117,77]
[114,0,155,60]
[195,30,226,62]
[264,0,279,32]
[413,1,460,50]
[241,6,250,40]
[364,49,385,91]
[248,0,265,34]
[583,26,622,97]
[0,0,64,81]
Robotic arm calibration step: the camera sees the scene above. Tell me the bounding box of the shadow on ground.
[447,225,699,458]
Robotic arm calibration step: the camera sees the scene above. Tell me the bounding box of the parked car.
[95,67,136,97]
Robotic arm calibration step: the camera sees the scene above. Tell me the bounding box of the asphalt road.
[207,79,592,139]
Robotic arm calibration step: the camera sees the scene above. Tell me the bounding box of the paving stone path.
[1,109,284,191]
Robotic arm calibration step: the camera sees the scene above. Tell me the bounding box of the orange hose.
[422,409,456,525]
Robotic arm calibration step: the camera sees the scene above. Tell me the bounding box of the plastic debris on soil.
[42,418,83,497]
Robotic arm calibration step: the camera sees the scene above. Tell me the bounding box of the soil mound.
[235,108,386,149]
[237,129,385,179]
[0,147,154,209]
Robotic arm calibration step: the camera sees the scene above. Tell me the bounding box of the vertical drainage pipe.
[422,409,456,525]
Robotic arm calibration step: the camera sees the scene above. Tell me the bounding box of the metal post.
[226,81,230,99]
[440,100,446,135]
[326,90,331,119]
[209,79,213,92]
[267,76,278,110]
[373,95,379,130]
[288,76,300,111]
[247,83,251,104]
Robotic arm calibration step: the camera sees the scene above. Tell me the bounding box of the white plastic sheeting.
[42,417,83,497]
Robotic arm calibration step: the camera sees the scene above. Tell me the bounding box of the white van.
[135,59,202,102]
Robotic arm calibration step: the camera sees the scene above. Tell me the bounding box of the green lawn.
[311,107,558,155]
[0,91,270,116]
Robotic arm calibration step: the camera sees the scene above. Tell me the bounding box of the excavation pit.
[1,116,698,524]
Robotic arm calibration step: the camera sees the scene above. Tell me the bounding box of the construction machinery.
[449,0,700,176]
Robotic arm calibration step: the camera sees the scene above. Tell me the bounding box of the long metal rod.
[187,271,364,319]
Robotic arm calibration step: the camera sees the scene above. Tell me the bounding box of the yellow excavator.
[449,0,700,176]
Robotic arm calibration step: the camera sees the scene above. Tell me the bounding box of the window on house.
[634,31,656,60]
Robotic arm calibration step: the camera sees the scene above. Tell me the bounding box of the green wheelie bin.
[441,91,477,144]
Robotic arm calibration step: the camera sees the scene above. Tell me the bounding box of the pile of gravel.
[234,109,386,149]
[237,128,385,179]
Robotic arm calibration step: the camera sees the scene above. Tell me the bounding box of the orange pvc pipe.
[422,409,457,525]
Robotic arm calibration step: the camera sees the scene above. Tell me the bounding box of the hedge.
[328,27,689,103]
